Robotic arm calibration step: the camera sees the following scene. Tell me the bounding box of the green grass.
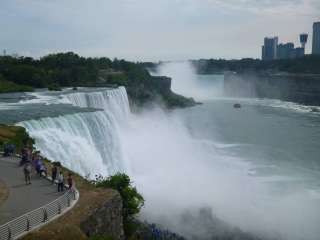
[0,124,34,152]
[0,76,33,93]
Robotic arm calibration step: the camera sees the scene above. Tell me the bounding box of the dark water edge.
[0,104,98,124]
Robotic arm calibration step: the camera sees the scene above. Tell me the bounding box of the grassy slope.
[0,125,34,152]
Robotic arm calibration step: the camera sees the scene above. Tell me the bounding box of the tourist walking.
[57,171,64,192]
[23,162,32,185]
[51,164,58,184]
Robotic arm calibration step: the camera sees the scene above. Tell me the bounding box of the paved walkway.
[0,156,63,225]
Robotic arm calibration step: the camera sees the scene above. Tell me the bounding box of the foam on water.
[19,87,129,177]
[17,81,320,240]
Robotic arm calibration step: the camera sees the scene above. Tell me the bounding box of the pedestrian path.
[0,156,63,225]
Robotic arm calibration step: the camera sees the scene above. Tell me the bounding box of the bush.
[94,173,144,220]
[48,83,62,91]
[0,125,34,152]
[0,74,33,93]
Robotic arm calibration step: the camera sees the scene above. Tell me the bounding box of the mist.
[120,62,320,240]
[156,61,224,101]
[20,63,320,240]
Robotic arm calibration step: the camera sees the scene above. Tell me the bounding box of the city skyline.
[0,0,319,61]
[261,21,320,61]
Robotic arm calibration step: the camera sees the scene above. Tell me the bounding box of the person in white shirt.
[57,171,64,192]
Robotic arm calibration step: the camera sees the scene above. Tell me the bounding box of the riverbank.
[0,75,33,94]
[224,71,320,105]
[0,53,197,109]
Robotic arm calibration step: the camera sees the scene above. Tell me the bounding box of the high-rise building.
[262,37,278,60]
[277,43,294,59]
[312,22,320,55]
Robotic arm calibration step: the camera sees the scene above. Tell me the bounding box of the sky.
[0,0,319,61]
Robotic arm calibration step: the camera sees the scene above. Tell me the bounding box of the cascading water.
[16,78,320,240]
[64,87,130,121]
[20,87,129,177]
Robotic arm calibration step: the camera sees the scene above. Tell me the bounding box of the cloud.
[0,0,317,60]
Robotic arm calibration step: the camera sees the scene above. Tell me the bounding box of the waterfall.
[19,87,130,178]
[63,86,130,121]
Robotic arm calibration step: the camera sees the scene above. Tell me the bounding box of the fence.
[0,189,78,240]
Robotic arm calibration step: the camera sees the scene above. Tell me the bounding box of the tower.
[300,33,308,49]
[312,22,320,55]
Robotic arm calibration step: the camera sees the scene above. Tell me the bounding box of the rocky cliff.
[224,72,320,106]
[80,192,124,240]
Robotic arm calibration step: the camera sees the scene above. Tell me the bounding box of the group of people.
[21,148,47,184]
[51,164,74,192]
[2,143,15,157]
[20,147,74,192]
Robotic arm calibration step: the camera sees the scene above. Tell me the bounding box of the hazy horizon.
[1,0,319,61]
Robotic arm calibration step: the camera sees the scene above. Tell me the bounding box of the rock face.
[80,192,124,240]
[224,72,320,106]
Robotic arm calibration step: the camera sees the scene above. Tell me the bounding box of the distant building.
[291,47,305,59]
[312,22,320,55]
[262,37,278,60]
[300,33,308,49]
[263,32,308,60]
[277,43,294,59]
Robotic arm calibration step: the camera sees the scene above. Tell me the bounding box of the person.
[57,171,64,192]
[34,157,41,175]
[20,147,28,166]
[51,164,58,184]
[23,162,32,185]
[39,164,47,177]
[67,173,73,190]
[3,143,15,157]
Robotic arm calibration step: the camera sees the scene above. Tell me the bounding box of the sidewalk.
[0,156,63,225]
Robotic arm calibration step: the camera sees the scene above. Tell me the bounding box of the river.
[0,63,320,240]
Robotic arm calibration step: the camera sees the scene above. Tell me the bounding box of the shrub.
[94,173,144,220]
[48,83,62,91]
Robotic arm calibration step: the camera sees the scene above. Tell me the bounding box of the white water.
[18,72,320,240]
[19,87,129,177]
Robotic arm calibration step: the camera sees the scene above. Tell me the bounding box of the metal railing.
[0,189,78,240]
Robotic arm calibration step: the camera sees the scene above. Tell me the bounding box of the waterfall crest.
[20,87,130,177]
